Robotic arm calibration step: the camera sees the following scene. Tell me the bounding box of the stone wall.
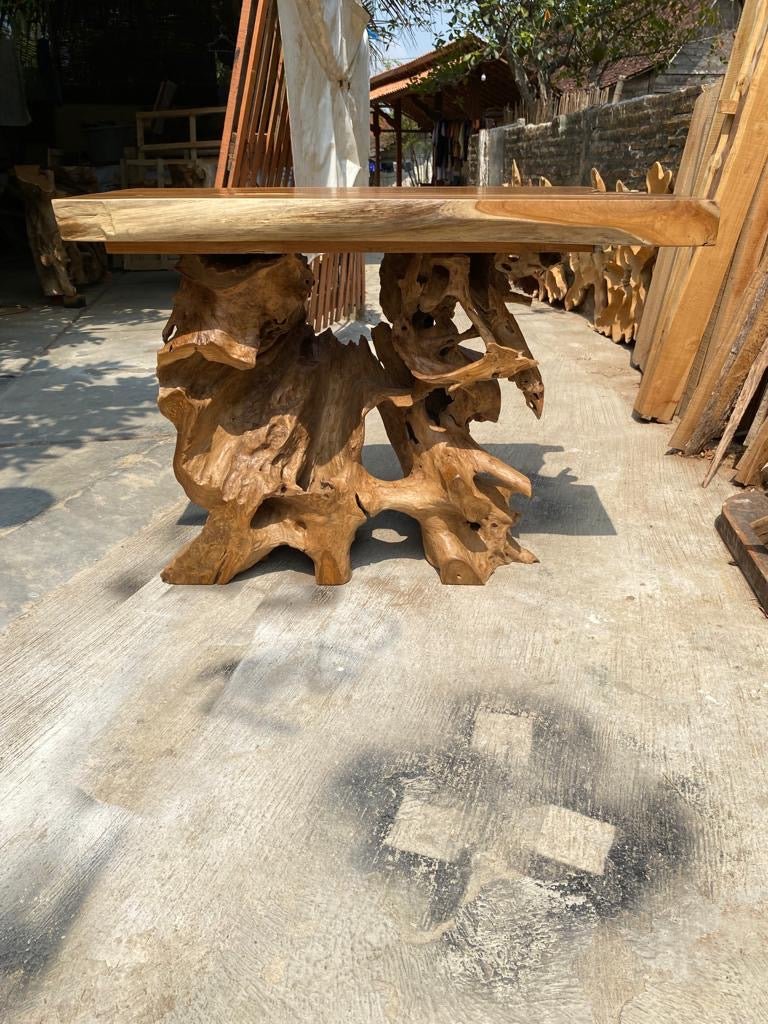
[471,86,701,190]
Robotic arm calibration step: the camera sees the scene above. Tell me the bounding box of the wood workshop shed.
[369,40,522,186]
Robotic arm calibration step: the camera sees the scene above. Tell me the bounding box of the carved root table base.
[157,252,545,586]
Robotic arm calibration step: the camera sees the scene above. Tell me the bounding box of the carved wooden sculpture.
[505,163,673,344]
[157,252,543,586]
[14,165,106,305]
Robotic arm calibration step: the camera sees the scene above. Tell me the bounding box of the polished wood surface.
[52,186,719,254]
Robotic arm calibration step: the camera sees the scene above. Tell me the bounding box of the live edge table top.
[52,186,719,254]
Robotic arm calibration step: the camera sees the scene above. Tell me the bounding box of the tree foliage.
[372,0,721,103]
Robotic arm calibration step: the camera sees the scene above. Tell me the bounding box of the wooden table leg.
[370,253,544,584]
[156,252,544,586]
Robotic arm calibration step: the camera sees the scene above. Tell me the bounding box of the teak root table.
[53,187,718,586]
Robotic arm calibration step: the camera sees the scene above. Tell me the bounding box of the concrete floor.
[1,263,767,1022]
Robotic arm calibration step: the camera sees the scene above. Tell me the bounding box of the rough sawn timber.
[716,490,768,614]
[633,17,768,422]
[51,186,719,254]
[157,252,541,587]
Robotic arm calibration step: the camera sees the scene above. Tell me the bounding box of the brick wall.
[470,86,701,190]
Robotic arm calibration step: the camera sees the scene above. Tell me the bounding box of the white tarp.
[276,0,370,187]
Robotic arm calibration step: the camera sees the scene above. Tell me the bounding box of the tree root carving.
[157,252,543,586]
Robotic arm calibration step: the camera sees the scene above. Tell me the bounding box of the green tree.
[371,0,722,107]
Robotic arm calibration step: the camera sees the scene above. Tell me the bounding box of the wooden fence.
[504,84,613,125]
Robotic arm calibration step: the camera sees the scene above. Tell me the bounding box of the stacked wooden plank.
[631,0,768,486]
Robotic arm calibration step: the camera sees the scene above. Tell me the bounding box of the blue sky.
[371,11,449,68]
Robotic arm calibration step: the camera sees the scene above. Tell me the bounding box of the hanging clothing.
[431,119,472,185]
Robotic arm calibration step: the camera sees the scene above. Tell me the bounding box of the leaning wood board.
[634,15,768,422]
[52,187,719,254]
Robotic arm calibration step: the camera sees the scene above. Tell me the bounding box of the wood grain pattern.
[634,16,768,422]
[104,240,596,256]
[702,317,768,486]
[630,82,720,372]
[631,0,767,384]
[671,163,768,452]
[684,251,768,470]
[734,415,768,485]
[631,85,720,371]
[51,187,719,254]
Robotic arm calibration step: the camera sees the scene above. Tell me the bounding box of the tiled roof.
[597,55,658,87]
[369,36,522,118]
[370,39,476,99]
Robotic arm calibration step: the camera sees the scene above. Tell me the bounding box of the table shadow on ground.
[177,441,615,583]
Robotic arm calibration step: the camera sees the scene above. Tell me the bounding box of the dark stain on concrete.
[330,690,696,986]
[195,657,243,715]
[333,745,490,929]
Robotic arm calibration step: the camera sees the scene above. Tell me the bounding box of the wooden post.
[394,100,403,187]
[189,112,197,162]
[215,0,254,187]
[431,92,443,184]
[373,105,381,186]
